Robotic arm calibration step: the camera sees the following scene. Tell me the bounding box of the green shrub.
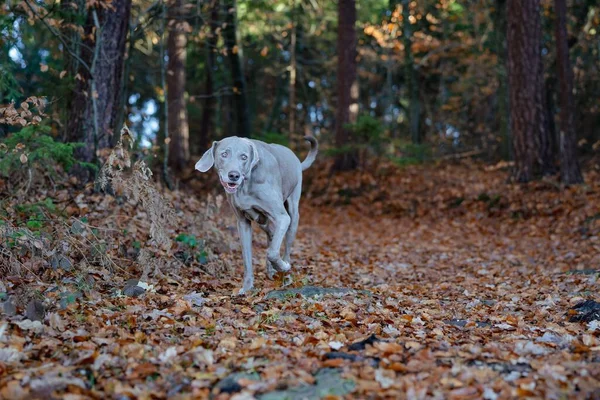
[0,66,21,101]
[0,124,84,177]
[14,198,57,227]
[348,115,385,153]
[324,115,386,159]
[391,142,432,166]
[175,233,208,265]
[323,144,357,157]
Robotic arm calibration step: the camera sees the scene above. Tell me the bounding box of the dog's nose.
[228,171,241,181]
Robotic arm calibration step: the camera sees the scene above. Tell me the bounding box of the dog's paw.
[272,259,291,273]
[278,261,291,272]
[237,286,252,296]
[237,282,254,296]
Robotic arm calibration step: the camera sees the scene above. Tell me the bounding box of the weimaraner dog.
[195,136,318,294]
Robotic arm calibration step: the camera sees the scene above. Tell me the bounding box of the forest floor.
[1,160,600,399]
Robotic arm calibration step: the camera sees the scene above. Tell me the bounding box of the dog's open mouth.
[221,181,240,193]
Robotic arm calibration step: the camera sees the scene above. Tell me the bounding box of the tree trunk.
[167,0,190,171]
[198,0,220,152]
[544,75,558,160]
[386,0,399,137]
[159,2,172,188]
[263,73,287,135]
[493,0,511,160]
[223,0,251,137]
[66,0,132,168]
[115,14,134,145]
[535,56,555,175]
[402,0,420,144]
[506,0,549,182]
[332,0,358,172]
[60,0,86,142]
[288,0,297,137]
[554,0,583,184]
[223,87,234,137]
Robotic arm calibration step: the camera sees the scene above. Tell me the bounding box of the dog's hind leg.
[283,184,301,264]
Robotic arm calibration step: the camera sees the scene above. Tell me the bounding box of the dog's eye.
[241,154,248,161]
[221,151,228,158]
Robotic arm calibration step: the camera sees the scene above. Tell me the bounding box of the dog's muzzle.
[221,180,241,193]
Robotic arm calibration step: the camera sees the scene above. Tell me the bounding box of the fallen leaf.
[322,358,344,367]
[218,337,237,351]
[158,346,178,363]
[328,341,344,350]
[15,320,43,333]
[375,368,395,389]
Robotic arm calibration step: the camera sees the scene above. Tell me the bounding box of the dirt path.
[292,202,599,398]
[2,165,600,399]
[208,200,600,398]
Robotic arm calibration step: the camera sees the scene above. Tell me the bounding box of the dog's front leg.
[259,222,276,280]
[237,217,254,295]
[267,211,291,273]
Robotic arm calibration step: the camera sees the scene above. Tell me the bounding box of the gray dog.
[195,136,318,294]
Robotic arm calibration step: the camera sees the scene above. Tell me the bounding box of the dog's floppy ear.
[248,140,260,171]
[195,141,218,172]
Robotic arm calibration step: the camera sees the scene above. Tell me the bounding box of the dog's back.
[250,140,302,200]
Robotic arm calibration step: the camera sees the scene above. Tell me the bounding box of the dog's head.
[195,137,260,194]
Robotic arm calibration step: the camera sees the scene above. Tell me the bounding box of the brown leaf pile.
[1,160,599,399]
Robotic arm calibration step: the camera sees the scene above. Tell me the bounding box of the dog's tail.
[301,136,318,171]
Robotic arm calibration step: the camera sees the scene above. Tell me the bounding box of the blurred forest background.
[1,0,599,184]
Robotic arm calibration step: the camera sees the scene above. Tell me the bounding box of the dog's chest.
[229,194,268,225]
[229,193,254,211]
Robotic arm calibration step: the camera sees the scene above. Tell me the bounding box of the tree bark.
[263,73,287,135]
[66,0,132,168]
[288,0,297,137]
[59,0,86,142]
[198,0,220,152]
[386,0,399,137]
[223,0,251,138]
[544,74,558,159]
[493,0,511,160]
[506,0,551,182]
[167,0,190,171]
[535,55,555,175]
[402,0,420,144]
[332,0,358,171]
[554,0,583,184]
